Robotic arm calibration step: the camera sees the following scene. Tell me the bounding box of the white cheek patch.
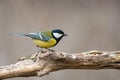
[53,33,63,38]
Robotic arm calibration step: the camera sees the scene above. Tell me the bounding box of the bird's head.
[52,29,67,41]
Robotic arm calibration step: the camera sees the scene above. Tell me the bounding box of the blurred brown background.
[0,0,120,80]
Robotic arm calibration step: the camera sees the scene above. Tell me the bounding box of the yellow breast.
[32,38,57,48]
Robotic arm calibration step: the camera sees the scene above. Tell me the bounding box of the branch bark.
[0,50,120,79]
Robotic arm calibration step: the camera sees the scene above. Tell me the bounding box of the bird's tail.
[9,33,39,39]
[9,33,29,37]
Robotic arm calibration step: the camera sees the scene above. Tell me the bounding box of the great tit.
[11,29,67,49]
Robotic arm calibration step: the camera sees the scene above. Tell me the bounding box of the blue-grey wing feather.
[27,32,51,41]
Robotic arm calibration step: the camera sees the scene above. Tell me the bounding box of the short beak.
[64,34,67,36]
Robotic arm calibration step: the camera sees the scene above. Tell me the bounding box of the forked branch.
[0,50,120,79]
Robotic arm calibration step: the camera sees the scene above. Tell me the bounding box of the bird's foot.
[37,47,55,53]
[40,48,55,53]
[37,46,45,53]
[40,49,47,53]
[46,48,55,52]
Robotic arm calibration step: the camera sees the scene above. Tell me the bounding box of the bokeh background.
[0,0,120,80]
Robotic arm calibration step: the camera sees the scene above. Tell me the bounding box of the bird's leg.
[37,46,40,53]
[46,48,55,52]
[37,46,44,53]
[36,46,48,53]
[36,46,55,53]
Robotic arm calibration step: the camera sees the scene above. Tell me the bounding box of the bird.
[10,29,67,51]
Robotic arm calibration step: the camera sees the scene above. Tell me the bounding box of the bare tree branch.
[0,50,120,79]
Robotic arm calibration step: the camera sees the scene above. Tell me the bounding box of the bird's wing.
[28,31,52,41]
